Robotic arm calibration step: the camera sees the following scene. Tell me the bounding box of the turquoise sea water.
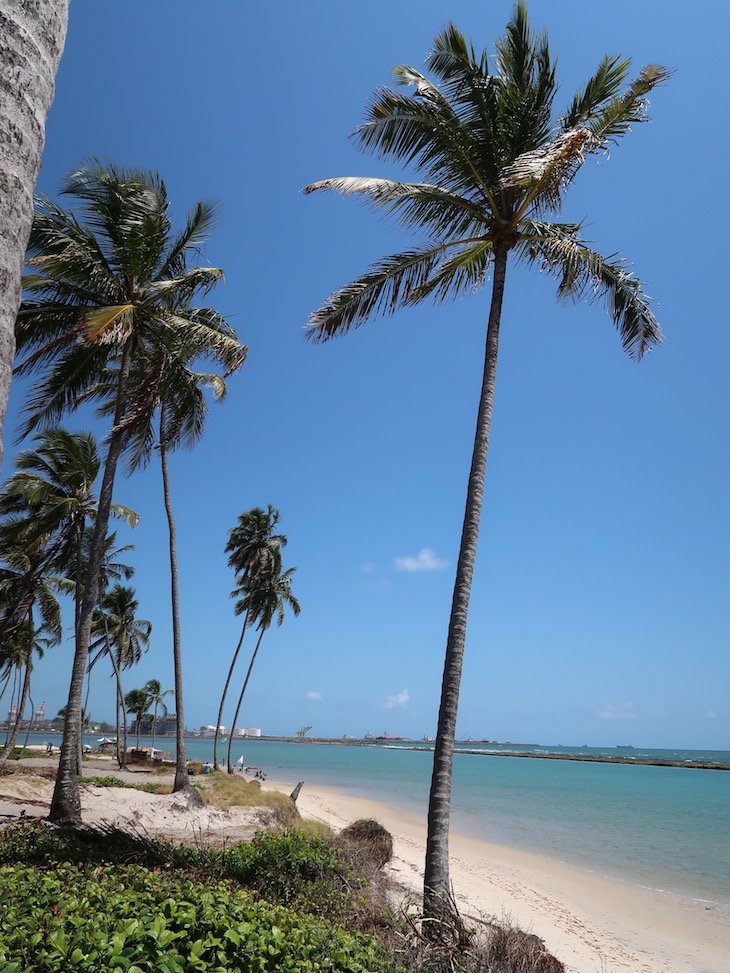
[35,733,730,907]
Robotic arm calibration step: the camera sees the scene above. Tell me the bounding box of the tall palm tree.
[304,4,667,916]
[0,0,69,460]
[89,583,150,763]
[214,506,286,768]
[124,687,150,750]
[15,161,245,823]
[226,563,300,773]
[143,678,173,748]
[105,327,246,793]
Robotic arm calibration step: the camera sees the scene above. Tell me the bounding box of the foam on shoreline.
[263,777,728,973]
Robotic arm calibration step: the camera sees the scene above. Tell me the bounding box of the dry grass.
[197,771,298,826]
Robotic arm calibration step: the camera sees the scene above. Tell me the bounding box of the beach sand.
[263,777,729,973]
[1,755,726,972]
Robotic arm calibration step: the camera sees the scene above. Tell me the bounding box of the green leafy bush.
[0,863,397,973]
[222,829,357,918]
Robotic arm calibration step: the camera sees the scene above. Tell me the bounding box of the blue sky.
[4,0,728,749]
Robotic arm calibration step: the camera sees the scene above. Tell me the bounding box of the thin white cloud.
[597,702,636,720]
[394,548,449,572]
[359,562,376,574]
[306,691,323,702]
[386,688,410,709]
[704,709,718,720]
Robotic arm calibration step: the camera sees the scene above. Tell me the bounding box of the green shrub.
[222,829,357,918]
[0,862,397,973]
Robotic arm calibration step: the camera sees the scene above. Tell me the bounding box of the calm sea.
[34,733,730,907]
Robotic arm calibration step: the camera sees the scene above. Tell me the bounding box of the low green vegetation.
[0,862,393,973]
[0,821,564,973]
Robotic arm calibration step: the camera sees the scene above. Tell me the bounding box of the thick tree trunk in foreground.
[0,0,68,464]
[226,629,265,774]
[423,244,509,922]
[213,616,248,769]
[50,338,134,824]
[160,432,200,802]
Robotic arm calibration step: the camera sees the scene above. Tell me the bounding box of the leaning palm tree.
[226,562,300,773]
[15,161,245,823]
[143,678,173,749]
[0,429,137,648]
[304,4,667,917]
[0,542,63,764]
[214,506,286,768]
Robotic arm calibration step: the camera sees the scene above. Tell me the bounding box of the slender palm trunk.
[423,244,509,921]
[0,662,31,763]
[213,615,248,769]
[49,336,135,824]
[0,604,34,765]
[0,602,35,763]
[226,629,265,774]
[0,0,68,463]
[20,691,35,755]
[160,425,199,802]
[151,702,157,749]
[103,617,127,770]
[3,669,18,746]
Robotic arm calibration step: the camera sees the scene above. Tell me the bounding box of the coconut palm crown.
[305,3,668,918]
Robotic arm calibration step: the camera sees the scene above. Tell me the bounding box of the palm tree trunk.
[159,425,200,802]
[423,243,509,922]
[226,629,265,774]
[0,0,68,464]
[151,701,157,749]
[0,662,31,764]
[103,617,127,770]
[3,669,18,747]
[20,690,35,755]
[213,615,248,769]
[49,335,135,824]
[0,602,34,765]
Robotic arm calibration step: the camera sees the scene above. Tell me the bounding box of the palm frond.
[157,200,220,280]
[406,241,492,305]
[303,176,487,238]
[500,126,597,216]
[560,55,631,130]
[307,243,459,340]
[355,81,501,214]
[519,221,661,359]
[588,64,672,146]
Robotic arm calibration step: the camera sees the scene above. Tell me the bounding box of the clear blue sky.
[4,0,728,748]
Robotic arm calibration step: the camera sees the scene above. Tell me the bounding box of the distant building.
[235,727,261,738]
[198,725,226,738]
[131,714,177,736]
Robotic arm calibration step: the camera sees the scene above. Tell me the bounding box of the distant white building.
[234,727,261,738]
[199,725,226,738]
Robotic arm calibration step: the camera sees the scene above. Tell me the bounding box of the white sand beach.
[263,777,729,973]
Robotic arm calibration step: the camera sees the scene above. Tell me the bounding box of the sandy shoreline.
[263,776,728,973]
[1,755,726,972]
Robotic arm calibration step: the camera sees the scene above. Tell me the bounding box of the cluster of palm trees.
[213,505,300,773]
[124,679,173,749]
[5,162,247,821]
